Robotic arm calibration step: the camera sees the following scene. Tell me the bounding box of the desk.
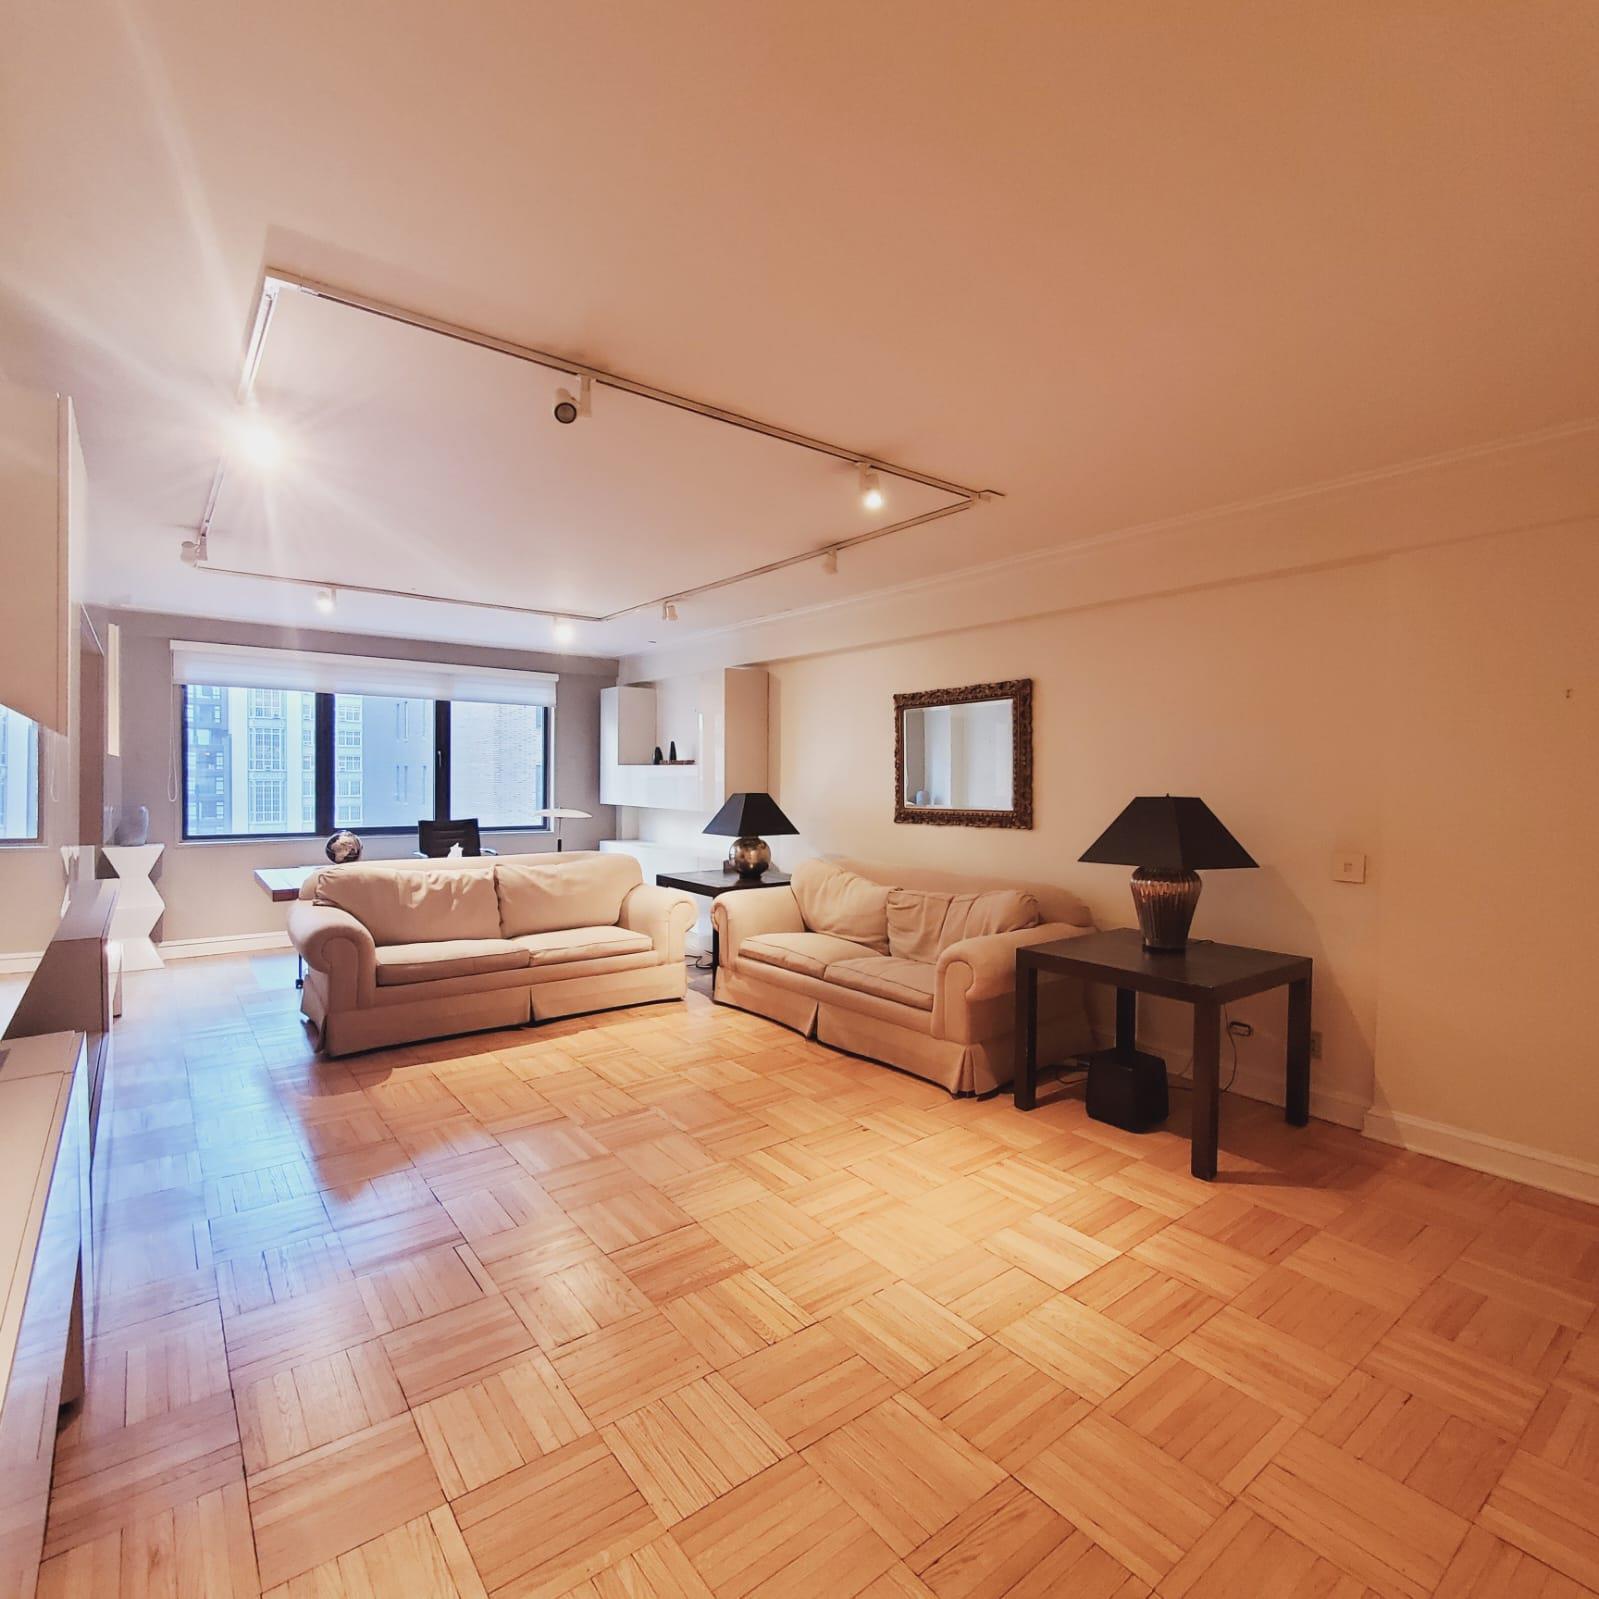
[654,869,793,976]
[253,866,319,986]
[254,865,318,902]
[1013,929,1312,1180]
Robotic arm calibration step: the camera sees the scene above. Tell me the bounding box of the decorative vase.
[653,746,664,765]
[112,804,149,847]
[325,830,363,864]
[669,740,678,762]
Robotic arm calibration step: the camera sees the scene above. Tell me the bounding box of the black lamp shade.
[1079,797,1257,871]
[703,792,799,838]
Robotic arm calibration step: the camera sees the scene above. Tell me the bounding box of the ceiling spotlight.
[230,413,283,470]
[313,586,336,615]
[554,374,592,425]
[820,549,838,575]
[552,618,575,645]
[662,601,678,622]
[858,463,884,512]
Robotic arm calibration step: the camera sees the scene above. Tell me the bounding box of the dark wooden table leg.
[1115,986,1136,1059]
[1286,974,1311,1126]
[1190,999,1221,1179]
[1013,960,1038,1109]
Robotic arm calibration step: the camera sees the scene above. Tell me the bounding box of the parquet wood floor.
[35,951,1599,1598]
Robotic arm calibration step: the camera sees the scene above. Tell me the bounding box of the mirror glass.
[901,698,1014,811]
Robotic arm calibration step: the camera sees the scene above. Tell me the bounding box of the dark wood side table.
[1013,928,1313,1180]
[654,869,793,976]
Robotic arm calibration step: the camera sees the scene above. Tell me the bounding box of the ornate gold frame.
[893,678,1033,829]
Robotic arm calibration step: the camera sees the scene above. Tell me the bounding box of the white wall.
[750,522,1599,1192]
[765,558,1388,1126]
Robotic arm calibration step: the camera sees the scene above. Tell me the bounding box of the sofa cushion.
[316,865,503,946]
[824,955,937,1012]
[741,931,883,980]
[886,887,1040,963]
[373,938,530,986]
[791,860,891,954]
[494,855,642,937]
[512,925,654,966]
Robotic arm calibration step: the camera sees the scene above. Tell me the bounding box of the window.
[180,686,550,838]
[183,687,318,838]
[0,703,41,842]
[449,702,549,830]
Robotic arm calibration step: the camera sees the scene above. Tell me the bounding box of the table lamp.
[1080,796,1256,951]
[703,792,799,879]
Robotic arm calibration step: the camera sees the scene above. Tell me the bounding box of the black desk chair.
[417,818,498,858]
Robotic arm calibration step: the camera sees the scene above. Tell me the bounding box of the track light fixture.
[313,586,337,615]
[662,601,678,622]
[820,549,838,575]
[553,374,592,424]
[230,413,283,470]
[552,618,575,645]
[858,462,885,512]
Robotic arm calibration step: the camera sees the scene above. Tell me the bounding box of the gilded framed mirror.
[894,678,1032,829]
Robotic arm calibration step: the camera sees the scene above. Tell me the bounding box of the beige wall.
[761,523,1598,1184]
[105,610,616,946]
[1371,528,1599,1168]
[766,559,1387,1124]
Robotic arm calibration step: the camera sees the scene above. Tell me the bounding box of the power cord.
[1166,1003,1243,1093]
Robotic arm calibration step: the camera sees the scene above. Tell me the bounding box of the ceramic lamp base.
[1130,867,1201,952]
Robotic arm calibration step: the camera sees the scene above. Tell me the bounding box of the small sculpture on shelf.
[669,740,678,762]
[324,829,363,864]
[653,746,664,765]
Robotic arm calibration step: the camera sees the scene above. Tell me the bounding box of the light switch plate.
[1332,851,1367,884]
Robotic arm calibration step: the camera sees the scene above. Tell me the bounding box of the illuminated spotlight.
[662,601,678,622]
[552,618,576,645]
[229,412,284,470]
[858,462,884,511]
[313,586,336,615]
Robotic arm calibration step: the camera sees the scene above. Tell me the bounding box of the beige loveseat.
[712,857,1097,1094]
[289,851,696,1057]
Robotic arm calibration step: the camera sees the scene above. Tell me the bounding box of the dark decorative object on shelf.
[653,746,664,765]
[325,829,363,864]
[1079,795,1256,952]
[703,791,800,880]
[669,740,678,762]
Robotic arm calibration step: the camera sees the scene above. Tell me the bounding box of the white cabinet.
[0,383,83,736]
[600,669,768,813]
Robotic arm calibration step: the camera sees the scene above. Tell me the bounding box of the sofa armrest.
[934,922,1091,1041]
[288,902,376,1009]
[619,883,698,962]
[710,885,804,968]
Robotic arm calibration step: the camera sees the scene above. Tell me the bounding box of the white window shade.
[170,641,557,707]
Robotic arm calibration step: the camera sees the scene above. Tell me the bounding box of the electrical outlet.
[1308,1030,1322,1060]
[1226,1019,1253,1039]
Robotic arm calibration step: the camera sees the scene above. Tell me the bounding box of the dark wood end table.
[654,869,793,976]
[1013,928,1313,1180]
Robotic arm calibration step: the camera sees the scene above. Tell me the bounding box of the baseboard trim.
[0,950,43,976]
[1362,1107,1599,1204]
[158,932,293,962]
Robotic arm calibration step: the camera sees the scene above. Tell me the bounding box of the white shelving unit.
[600,668,768,813]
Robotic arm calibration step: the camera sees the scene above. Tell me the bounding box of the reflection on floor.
[34,951,1599,1598]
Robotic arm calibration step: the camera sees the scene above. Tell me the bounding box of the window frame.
[0,704,43,846]
[179,687,553,842]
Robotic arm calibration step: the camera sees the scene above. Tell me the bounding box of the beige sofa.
[289,851,697,1057]
[712,857,1097,1094]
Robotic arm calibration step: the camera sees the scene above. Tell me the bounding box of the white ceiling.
[209,284,967,621]
[2,1,1595,659]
